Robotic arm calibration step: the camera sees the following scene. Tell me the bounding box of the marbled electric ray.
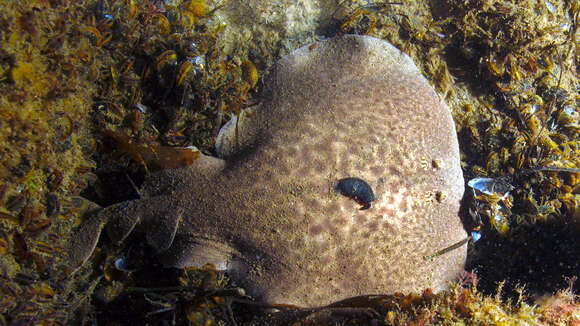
[69,34,467,307]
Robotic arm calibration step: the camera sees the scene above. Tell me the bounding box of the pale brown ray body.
[70,35,466,307]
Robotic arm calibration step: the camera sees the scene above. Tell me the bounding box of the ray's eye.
[334,177,375,210]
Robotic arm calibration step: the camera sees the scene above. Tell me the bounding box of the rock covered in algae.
[70,34,466,307]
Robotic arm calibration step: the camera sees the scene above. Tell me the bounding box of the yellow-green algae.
[0,0,578,324]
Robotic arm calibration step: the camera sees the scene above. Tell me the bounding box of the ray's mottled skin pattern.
[70,35,466,308]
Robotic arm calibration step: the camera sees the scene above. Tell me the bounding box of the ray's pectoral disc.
[68,34,467,308]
